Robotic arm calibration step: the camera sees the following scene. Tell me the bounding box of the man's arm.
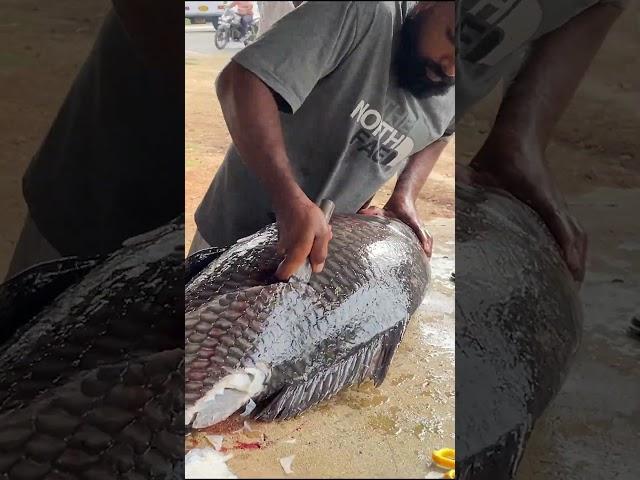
[470,2,624,282]
[216,62,331,280]
[211,1,368,279]
[392,140,448,208]
[361,139,449,256]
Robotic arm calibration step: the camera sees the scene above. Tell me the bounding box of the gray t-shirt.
[195,1,455,247]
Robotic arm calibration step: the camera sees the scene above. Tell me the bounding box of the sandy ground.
[456,4,640,479]
[185,43,456,478]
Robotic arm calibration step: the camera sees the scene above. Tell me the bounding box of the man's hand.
[274,197,333,280]
[469,142,588,282]
[216,61,334,281]
[366,140,446,257]
[359,198,433,257]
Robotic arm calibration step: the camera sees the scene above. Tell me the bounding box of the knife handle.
[319,199,335,224]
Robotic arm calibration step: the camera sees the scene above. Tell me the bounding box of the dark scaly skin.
[184,247,228,284]
[455,182,582,480]
[185,231,280,313]
[0,218,185,480]
[0,350,184,480]
[0,256,102,345]
[0,221,183,414]
[185,214,430,422]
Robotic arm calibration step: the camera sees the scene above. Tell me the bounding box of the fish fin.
[252,319,409,421]
[187,366,269,429]
[191,389,251,429]
[185,246,230,284]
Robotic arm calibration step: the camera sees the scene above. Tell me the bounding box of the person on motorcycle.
[256,1,295,37]
[229,1,254,41]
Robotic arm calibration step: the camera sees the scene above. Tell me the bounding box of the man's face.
[397,1,456,98]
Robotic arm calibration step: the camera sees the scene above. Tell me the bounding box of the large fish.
[184,213,430,429]
[0,218,184,479]
[455,181,583,479]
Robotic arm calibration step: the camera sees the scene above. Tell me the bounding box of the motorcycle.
[214,7,258,49]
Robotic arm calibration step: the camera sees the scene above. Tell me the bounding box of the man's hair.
[395,7,454,98]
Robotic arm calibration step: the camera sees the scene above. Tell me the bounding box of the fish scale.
[0,218,185,480]
[0,349,184,480]
[185,237,281,313]
[0,223,183,415]
[185,214,430,428]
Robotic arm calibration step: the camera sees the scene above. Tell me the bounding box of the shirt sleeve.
[231,1,375,114]
[439,117,456,143]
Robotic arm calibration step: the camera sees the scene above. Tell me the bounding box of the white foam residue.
[420,290,454,315]
[185,448,237,479]
[429,254,455,284]
[419,321,455,355]
[205,435,224,451]
[425,472,441,479]
[279,455,295,474]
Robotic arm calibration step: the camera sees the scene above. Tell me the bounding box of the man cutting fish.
[191,1,456,280]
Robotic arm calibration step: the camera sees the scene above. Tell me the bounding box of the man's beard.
[395,10,455,98]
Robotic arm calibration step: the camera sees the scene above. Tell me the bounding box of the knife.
[290,198,335,282]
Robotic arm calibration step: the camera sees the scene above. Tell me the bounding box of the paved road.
[185,28,244,57]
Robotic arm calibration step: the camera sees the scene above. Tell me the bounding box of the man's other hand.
[359,200,433,257]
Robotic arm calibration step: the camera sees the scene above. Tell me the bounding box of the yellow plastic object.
[432,448,455,469]
[443,468,455,479]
